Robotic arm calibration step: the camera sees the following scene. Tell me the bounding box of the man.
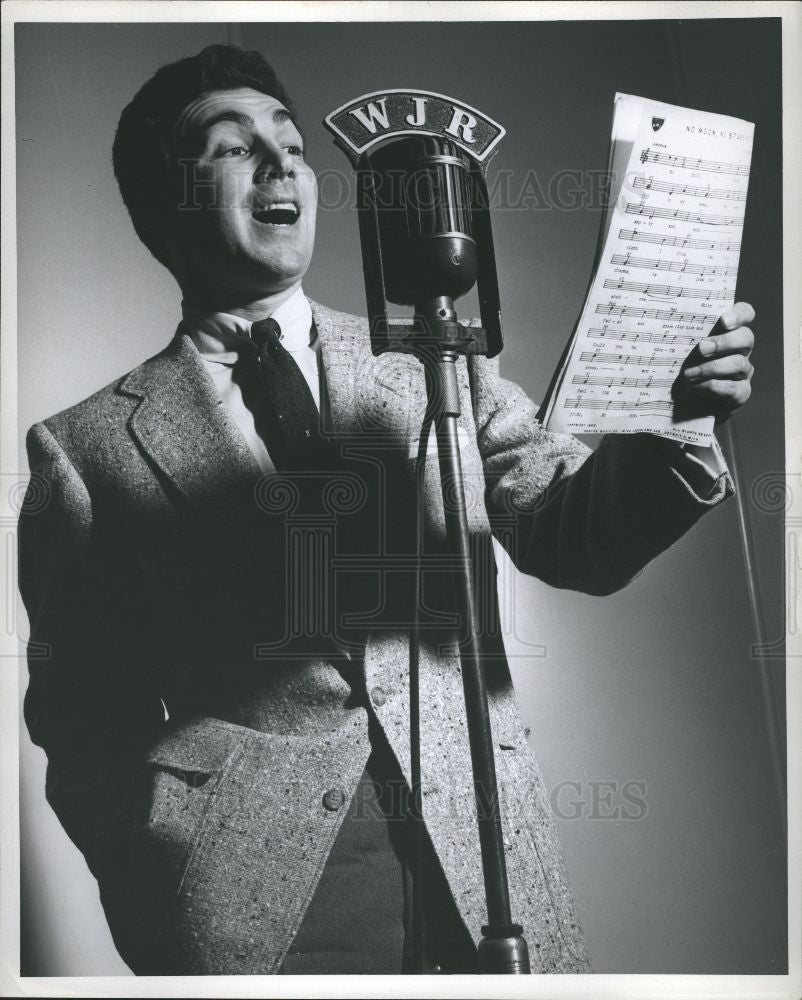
[19,44,756,976]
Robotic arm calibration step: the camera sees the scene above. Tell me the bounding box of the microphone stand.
[410,294,530,975]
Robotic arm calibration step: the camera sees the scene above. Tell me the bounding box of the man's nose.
[254,142,294,182]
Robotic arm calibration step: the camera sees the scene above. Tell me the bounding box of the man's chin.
[244,259,309,295]
[176,241,312,303]
[179,269,303,308]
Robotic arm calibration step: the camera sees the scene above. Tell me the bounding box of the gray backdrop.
[15,17,786,975]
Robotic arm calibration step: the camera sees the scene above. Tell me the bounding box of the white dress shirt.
[182,287,319,475]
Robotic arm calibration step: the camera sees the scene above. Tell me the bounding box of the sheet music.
[541,94,753,445]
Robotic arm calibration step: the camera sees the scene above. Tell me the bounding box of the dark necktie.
[243,316,333,472]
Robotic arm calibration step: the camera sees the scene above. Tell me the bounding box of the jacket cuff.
[664,436,734,504]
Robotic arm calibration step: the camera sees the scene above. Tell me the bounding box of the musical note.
[603,278,733,300]
[640,147,749,177]
[625,202,743,226]
[632,175,746,201]
[617,228,740,251]
[610,254,737,277]
[596,303,719,324]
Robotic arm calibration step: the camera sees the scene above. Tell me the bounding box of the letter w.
[350,98,390,135]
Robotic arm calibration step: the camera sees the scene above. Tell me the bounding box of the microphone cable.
[409,403,434,973]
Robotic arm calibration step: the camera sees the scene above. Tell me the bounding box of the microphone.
[364,136,479,306]
[323,90,506,357]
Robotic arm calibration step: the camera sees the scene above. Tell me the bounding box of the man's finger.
[716,301,756,332]
[697,326,754,358]
[684,355,753,382]
[684,378,752,407]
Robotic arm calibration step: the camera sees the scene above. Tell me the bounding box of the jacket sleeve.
[19,422,165,864]
[467,355,734,595]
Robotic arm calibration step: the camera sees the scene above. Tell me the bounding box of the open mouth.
[252,203,300,226]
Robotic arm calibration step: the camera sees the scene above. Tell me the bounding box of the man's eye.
[286,145,305,157]
[221,145,250,158]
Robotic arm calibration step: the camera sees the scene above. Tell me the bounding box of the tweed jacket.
[20,300,733,975]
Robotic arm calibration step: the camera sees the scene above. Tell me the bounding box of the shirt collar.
[181,287,314,358]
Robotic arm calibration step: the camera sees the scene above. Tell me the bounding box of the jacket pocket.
[141,718,249,879]
[143,716,249,776]
[92,717,249,972]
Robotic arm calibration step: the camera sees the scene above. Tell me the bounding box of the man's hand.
[674,302,755,422]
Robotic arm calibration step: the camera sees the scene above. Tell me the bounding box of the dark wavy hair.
[112,44,300,270]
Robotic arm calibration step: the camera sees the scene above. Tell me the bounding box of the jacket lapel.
[117,304,429,516]
[311,299,426,441]
[310,299,371,436]
[119,330,261,514]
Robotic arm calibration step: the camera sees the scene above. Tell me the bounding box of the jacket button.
[370,686,387,707]
[322,788,346,811]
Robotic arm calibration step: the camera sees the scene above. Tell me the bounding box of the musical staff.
[564,398,675,413]
[579,351,679,366]
[572,374,675,388]
[617,228,741,252]
[603,278,733,300]
[587,327,697,346]
[640,147,749,177]
[625,202,743,226]
[610,253,737,277]
[596,303,719,324]
[632,175,746,202]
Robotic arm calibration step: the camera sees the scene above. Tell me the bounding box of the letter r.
[445,108,477,144]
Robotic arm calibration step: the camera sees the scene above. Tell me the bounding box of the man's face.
[168,87,317,304]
